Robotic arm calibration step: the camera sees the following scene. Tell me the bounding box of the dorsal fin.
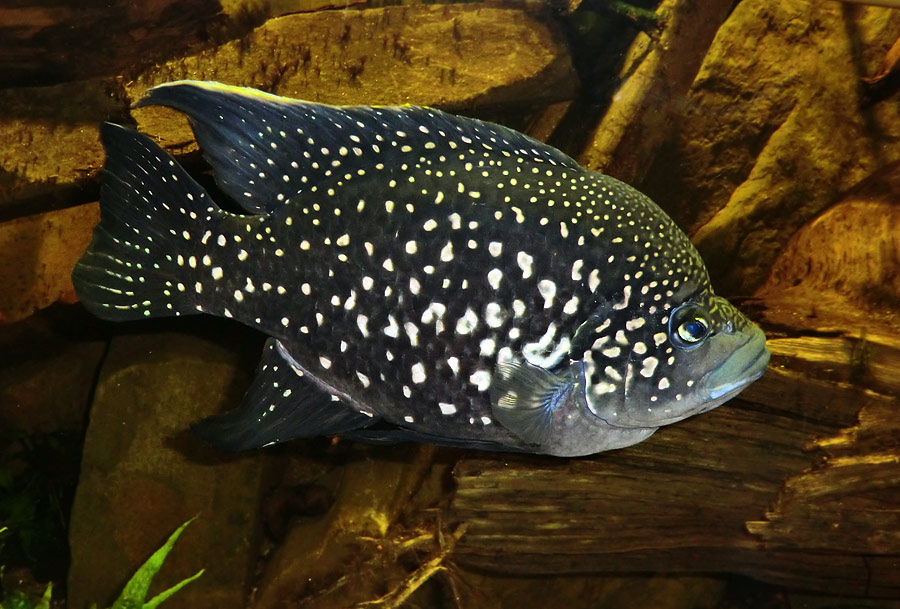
[135,80,581,214]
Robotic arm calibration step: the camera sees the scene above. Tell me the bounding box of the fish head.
[579,291,770,429]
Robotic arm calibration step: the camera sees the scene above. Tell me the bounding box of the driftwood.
[446,306,900,597]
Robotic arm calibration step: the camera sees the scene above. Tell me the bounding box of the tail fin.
[72,122,225,321]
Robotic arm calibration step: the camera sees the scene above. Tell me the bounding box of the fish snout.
[703,325,770,402]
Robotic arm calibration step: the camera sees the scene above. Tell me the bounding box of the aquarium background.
[2,0,900,608]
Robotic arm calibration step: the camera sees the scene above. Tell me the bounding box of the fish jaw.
[699,325,769,407]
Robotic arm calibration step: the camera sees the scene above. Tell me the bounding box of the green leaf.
[143,569,205,609]
[109,516,201,609]
[34,582,52,609]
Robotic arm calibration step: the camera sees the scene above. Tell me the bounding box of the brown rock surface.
[578,0,734,182]
[0,305,106,433]
[633,0,900,296]
[0,0,228,87]
[758,163,900,328]
[67,329,266,609]
[4,0,900,605]
[0,203,99,324]
[129,5,578,150]
[0,81,121,219]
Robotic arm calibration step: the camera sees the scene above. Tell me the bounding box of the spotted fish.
[72,81,769,457]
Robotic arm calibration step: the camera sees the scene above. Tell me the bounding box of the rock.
[633,0,900,295]
[0,0,229,87]
[250,443,448,609]
[67,327,266,609]
[0,203,99,324]
[578,0,734,181]
[0,304,106,434]
[757,163,900,327]
[0,80,126,219]
[219,0,366,22]
[128,5,578,151]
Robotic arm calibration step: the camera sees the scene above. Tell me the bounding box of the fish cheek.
[580,358,628,426]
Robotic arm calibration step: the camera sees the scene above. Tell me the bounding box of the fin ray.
[72,123,226,321]
[489,360,578,445]
[192,338,377,451]
[136,80,582,214]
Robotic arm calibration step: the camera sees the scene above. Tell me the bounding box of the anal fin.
[192,338,377,451]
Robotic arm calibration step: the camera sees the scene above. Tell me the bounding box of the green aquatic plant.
[0,518,203,609]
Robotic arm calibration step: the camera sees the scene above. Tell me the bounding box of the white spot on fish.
[447,356,460,375]
[571,259,584,281]
[384,315,400,338]
[588,269,601,292]
[404,322,419,346]
[538,279,557,309]
[487,268,503,290]
[485,302,505,328]
[469,369,492,391]
[641,356,659,377]
[626,318,646,331]
[479,337,496,357]
[440,241,454,262]
[601,346,621,358]
[357,314,370,337]
[516,251,534,279]
[613,285,631,310]
[512,299,526,317]
[455,308,478,335]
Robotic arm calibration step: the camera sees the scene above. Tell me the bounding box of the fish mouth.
[700,328,770,408]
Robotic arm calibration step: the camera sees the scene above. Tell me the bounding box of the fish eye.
[669,304,711,350]
[678,319,708,342]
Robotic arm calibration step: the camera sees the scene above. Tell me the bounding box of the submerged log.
[448,329,900,596]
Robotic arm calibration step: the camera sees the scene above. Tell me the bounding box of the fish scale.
[72,80,769,457]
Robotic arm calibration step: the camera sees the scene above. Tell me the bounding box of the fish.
[71,81,770,457]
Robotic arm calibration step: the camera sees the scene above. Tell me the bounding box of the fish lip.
[700,332,770,405]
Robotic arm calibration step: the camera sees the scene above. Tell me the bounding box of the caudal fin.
[72,122,225,321]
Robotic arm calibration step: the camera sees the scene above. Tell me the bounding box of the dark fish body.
[72,81,769,456]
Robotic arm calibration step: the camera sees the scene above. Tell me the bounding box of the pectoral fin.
[489,360,581,445]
